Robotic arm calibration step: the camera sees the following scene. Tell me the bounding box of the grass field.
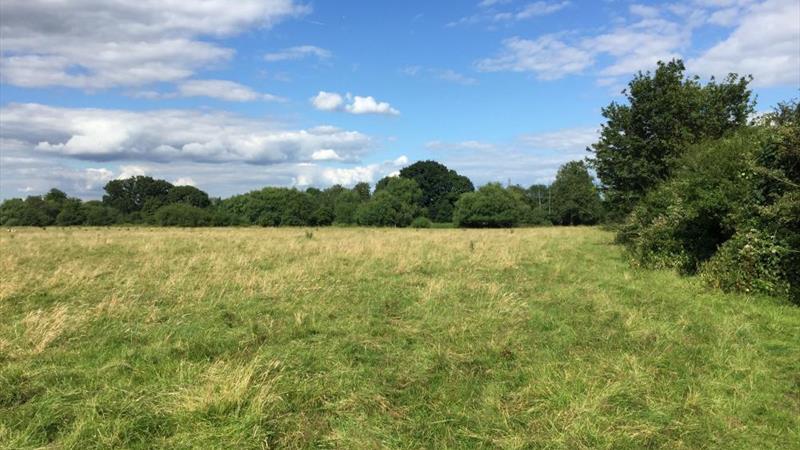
[1,227,798,449]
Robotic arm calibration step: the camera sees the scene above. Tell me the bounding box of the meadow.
[1,227,798,449]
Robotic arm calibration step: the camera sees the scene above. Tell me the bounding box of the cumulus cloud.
[475,0,796,87]
[689,0,800,87]
[311,92,400,115]
[345,96,400,116]
[0,103,372,165]
[264,45,332,62]
[0,0,310,89]
[311,91,345,111]
[0,139,116,197]
[311,149,344,161]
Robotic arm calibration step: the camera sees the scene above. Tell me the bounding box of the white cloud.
[514,1,571,20]
[449,1,569,27]
[311,92,400,115]
[584,18,687,77]
[0,103,373,165]
[264,45,332,62]
[317,156,409,186]
[173,177,197,186]
[476,36,594,80]
[117,165,148,179]
[477,15,687,80]
[517,127,599,152]
[0,0,309,89]
[311,149,344,161]
[689,0,800,87]
[630,4,660,18]
[0,140,116,197]
[311,91,344,111]
[345,96,400,116]
[475,0,795,87]
[176,79,285,102]
[708,7,741,25]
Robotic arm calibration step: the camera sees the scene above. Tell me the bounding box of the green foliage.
[166,185,211,208]
[81,201,120,226]
[549,161,603,225]
[0,198,26,226]
[620,105,800,302]
[589,59,754,217]
[55,199,86,226]
[152,203,212,227]
[332,190,363,225]
[621,130,762,273]
[410,217,432,228]
[397,160,474,222]
[356,178,422,227]
[701,229,791,299]
[103,176,174,214]
[453,183,529,228]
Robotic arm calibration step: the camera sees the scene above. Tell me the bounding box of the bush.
[152,203,211,227]
[410,217,432,228]
[453,183,529,228]
[701,229,791,298]
[620,130,761,273]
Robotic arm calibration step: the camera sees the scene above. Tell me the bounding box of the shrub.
[701,229,791,299]
[620,130,761,273]
[453,183,529,228]
[152,203,211,227]
[410,217,432,228]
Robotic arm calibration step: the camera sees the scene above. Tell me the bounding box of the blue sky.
[1,0,798,199]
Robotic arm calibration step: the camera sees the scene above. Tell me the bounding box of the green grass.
[1,227,798,449]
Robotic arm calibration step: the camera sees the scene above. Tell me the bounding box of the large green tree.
[396,160,474,222]
[103,176,174,214]
[549,161,603,225]
[588,59,754,218]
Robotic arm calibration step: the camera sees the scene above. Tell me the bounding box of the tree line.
[0,159,603,229]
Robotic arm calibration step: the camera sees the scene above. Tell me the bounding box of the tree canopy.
[588,59,754,218]
[397,160,474,222]
[549,161,603,225]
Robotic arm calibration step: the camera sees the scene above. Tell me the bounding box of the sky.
[0,0,798,200]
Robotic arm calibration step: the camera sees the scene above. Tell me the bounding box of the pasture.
[1,227,798,448]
